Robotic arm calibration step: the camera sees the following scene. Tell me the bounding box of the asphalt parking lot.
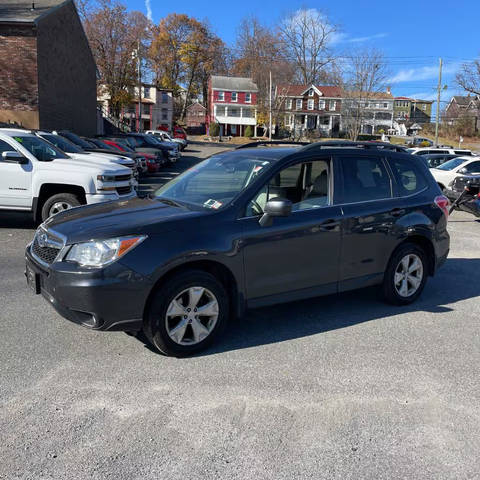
[1,143,480,479]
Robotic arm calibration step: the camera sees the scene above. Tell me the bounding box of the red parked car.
[103,139,159,173]
[173,125,187,140]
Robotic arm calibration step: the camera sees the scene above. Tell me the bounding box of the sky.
[132,0,479,110]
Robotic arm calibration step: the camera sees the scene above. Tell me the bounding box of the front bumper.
[86,190,137,205]
[25,246,152,331]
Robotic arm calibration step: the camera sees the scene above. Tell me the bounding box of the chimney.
[386,86,391,95]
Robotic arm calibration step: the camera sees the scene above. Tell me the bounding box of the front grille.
[116,185,132,195]
[31,229,64,266]
[115,174,132,182]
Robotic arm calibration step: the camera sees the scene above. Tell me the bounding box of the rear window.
[454,150,472,156]
[341,156,392,203]
[390,157,428,196]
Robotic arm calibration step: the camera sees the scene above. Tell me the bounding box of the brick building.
[0,0,97,135]
[185,101,207,133]
[276,84,342,136]
[207,76,258,136]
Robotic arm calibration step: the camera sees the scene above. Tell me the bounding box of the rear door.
[337,152,399,290]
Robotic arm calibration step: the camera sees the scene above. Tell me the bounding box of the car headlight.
[97,174,116,182]
[65,235,146,267]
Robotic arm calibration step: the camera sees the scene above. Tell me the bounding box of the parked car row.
[0,127,186,222]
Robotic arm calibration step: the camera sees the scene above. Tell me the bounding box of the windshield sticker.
[204,199,223,210]
[253,166,263,173]
[14,137,23,143]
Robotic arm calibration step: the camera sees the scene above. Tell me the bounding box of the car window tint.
[455,151,471,156]
[390,157,427,196]
[341,156,392,203]
[464,161,480,173]
[246,160,330,216]
[0,139,13,156]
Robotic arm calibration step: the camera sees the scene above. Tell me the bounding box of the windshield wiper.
[156,197,185,208]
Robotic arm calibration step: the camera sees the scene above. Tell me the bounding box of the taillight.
[434,195,449,217]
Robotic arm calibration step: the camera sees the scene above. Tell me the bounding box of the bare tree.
[279,8,337,85]
[456,58,480,96]
[340,49,390,140]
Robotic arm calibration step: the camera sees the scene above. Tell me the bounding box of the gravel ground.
[0,143,479,479]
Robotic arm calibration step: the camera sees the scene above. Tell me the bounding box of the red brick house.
[185,101,207,133]
[207,76,258,136]
[0,0,97,135]
[276,84,342,136]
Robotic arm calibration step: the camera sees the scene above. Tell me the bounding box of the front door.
[0,138,32,209]
[241,157,342,304]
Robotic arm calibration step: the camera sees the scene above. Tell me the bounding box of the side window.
[341,156,392,203]
[463,161,480,173]
[390,157,427,196]
[246,160,330,216]
[0,140,14,158]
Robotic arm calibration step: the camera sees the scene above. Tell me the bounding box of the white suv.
[408,147,475,156]
[430,156,480,191]
[0,129,136,222]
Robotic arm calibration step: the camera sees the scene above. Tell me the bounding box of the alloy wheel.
[49,201,73,216]
[394,253,424,297]
[165,287,219,345]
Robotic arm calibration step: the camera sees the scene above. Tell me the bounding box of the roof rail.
[301,140,409,153]
[235,140,309,149]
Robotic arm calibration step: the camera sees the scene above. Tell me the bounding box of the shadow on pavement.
[133,258,480,357]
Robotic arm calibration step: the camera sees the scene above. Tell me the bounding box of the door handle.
[390,208,405,217]
[319,219,340,231]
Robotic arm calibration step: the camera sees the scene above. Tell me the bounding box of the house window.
[245,93,251,103]
[218,91,225,101]
[161,108,168,120]
[319,99,326,110]
[422,104,427,110]
[287,99,293,110]
[162,92,168,103]
[231,92,238,102]
[144,87,150,99]
[329,100,336,110]
[309,89,314,97]
[296,99,302,110]
[307,99,314,110]
[383,103,388,108]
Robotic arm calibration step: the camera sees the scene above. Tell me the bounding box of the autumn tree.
[340,49,390,140]
[150,14,228,121]
[279,8,337,85]
[82,0,151,117]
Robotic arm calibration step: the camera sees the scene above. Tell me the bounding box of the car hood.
[43,196,210,244]
[36,158,129,175]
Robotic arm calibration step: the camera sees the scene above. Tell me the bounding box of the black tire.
[144,270,229,357]
[382,243,428,305]
[40,193,81,222]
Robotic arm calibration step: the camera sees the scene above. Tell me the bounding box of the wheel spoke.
[169,319,188,343]
[196,300,218,317]
[401,256,410,272]
[408,274,421,289]
[188,287,204,308]
[399,279,408,297]
[191,318,210,343]
[167,299,185,317]
[394,272,403,285]
[408,258,421,273]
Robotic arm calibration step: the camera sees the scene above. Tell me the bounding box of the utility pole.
[137,39,142,133]
[434,58,443,146]
[269,71,272,141]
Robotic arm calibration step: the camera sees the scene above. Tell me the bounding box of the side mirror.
[259,198,292,227]
[458,167,468,174]
[2,151,28,164]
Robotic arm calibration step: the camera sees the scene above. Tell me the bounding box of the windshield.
[13,135,69,161]
[155,153,272,209]
[40,133,83,153]
[59,131,93,150]
[435,158,466,171]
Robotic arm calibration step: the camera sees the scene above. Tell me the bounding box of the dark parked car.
[108,133,180,165]
[420,153,459,169]
[25,142,450,356]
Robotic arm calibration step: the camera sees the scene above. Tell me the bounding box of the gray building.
[0,0,97,135]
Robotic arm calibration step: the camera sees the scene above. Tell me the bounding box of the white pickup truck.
[0,129,136,222]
